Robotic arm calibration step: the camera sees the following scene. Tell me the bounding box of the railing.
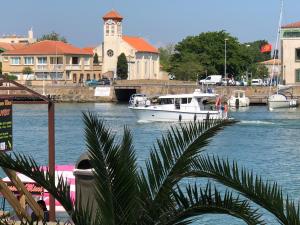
[49,64,64,71]
[65,65,81,70]
[83,65,91,70]
[35,65,48,71]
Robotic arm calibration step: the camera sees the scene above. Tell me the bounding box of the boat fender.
[224,103,228,112]
[215,96,221,110]
[194,114,197,122]
[179,114,182,122]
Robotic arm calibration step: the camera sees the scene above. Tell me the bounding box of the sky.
[0,0,299,48]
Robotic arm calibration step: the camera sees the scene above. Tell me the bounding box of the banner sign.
[95,87,111,97]
[6,182,44,195]
[0,100,12,151]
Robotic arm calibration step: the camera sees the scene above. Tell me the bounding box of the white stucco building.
[0,28,36,44]
[281,21,300,84]
[95,10,162,80]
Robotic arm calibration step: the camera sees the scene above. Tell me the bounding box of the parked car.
[85,79,100,87]
[98,77,111,85]
[251,79,263,86]
[221,78,235,86]
[234,80,241,86]
[199,75,222,85]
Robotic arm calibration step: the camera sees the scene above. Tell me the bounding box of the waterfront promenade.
[16,80,298,104]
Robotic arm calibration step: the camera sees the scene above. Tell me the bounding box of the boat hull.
[268,94,298,110]
[129,107,225,122]
[228,98,250,107]
[268,99,298,110]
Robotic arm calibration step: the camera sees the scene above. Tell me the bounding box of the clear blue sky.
[1,0,299,47]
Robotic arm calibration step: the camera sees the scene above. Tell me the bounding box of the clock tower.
[102,10,123,78]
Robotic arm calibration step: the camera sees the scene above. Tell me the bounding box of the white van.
[199,75,222,85]
[251,79,263,86]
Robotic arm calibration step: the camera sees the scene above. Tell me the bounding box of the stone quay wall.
[20,79,300,103]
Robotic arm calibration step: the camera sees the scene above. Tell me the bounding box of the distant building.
[259,59,281,78]
[94,10,162,80]
[0,28,36,44]
[281,21,300,84]
[0,42,26,62]
[2,40,101,84]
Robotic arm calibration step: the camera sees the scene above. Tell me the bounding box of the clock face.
[107,49,114,57]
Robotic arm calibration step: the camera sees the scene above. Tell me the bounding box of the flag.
[260,44,272,53]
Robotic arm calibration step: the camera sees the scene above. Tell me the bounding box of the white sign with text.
[94,87,111,97]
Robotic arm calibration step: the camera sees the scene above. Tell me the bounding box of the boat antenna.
[270,0,284,95]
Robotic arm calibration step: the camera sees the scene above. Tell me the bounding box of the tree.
[170,52,204,81]
[169,31,272,81]
[0,113,299,224]
[117,53,128,79]
[38,31,67,43]
[252,64,269,79]
[22,67,33,76]
[0,62,2,74]
[93,53,99,64]
[159,44,175,72]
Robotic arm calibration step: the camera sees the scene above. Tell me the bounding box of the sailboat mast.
[270,0,284,94]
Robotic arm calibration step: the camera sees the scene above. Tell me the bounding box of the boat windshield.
[159,98,174,105]
[197,97,216,110]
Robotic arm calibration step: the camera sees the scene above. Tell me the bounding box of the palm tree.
[0,112,299,224]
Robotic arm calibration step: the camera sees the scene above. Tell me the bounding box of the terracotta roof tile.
[3,40,92,55]
[82,47,95,54]
[0,42,26,51]
[282,21,300,29]
[103,10,123,20]
[122,36,158,53]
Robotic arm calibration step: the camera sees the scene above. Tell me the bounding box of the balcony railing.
[35,65,48,71]
[65,65,81,70]
[49,64,64,71]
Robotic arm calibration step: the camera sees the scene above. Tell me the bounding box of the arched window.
[117,23,121,36]
[106,24,109,36]
[145,61,148,77]
[136,61,139,76]
[111,25,115,35]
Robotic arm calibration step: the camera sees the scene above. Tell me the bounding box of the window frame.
[295,49,300,62]
[24,57,34,65]
[37,57,47,65]
[295,69,300,82]
[10,57,21,65]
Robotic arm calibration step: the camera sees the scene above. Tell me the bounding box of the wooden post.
[48,102,56,221]
[0,179,30,221]
[3,169,44,220]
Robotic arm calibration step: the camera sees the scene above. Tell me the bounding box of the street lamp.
[224,38,228,85]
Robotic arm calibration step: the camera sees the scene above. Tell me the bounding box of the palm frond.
[161,182,264,225]
[82,112,141,224]
[190,155,300,225]
[139,119,236,219]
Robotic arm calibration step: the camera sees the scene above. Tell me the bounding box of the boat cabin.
[233,90,246,99]
[158,93,218,111]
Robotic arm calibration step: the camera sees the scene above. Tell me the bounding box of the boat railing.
[129,95,150,107]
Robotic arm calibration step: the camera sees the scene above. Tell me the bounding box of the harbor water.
[9,103,300,224]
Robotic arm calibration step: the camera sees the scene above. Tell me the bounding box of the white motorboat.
[228,90,250,107]
[129,89,227,122]
[268,93,297,110]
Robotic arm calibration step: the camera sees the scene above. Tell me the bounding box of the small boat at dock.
[228,90,250,108]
